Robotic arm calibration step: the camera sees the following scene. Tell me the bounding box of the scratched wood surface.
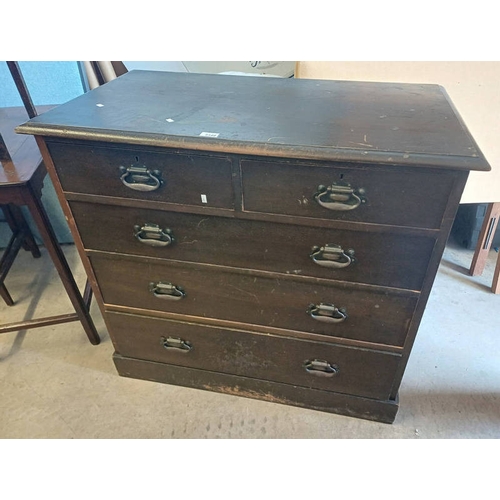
[16,70,490,171]
[68,199,436,291]
[106,311,401,400]
[89,251,418,347]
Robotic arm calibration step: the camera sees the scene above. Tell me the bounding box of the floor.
[0,238,499,439]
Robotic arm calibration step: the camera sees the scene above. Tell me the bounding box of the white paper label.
[201,194,208,203]
[199,132,219,138]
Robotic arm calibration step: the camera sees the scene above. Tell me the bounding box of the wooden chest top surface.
[16,70,490,171]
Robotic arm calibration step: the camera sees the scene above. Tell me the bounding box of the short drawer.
[90,252,418,347]
[241,158,457,229]
[71,201,435,290]
[106,311,402,400]
[47,141,234,209]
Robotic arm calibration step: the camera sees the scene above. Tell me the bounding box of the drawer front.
[71,201,435,290]
[47,141,234,209]
[107,311,401,400]
[241,159,456,229]
[91,253,417,346]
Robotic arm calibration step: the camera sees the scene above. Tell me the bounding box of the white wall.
[124,61,295,77]
[123,61,188,73]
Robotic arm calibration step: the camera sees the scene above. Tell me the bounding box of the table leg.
[492,252,500,294]
[469,203,500,277]
[3,204,41,258]
[22,185,100,345]
[469,202,500,294]
[0,283,14,306]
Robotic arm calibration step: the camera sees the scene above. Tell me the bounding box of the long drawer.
[106,311,402,400]
[46,141,234,209]
[241,158,456,229]
[69,201,435,290]
[90,252,417,346]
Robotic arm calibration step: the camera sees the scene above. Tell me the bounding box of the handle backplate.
[134,223,174,247]
[119,165,163,192]
[307,303,347,323]
[310,244,355,269]
[314,183,365,211]
[149,281,185,300]
[161,336,192,353]
[304,359,339,377]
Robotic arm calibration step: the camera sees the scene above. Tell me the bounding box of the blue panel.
[0,61,84,107]
[1,61,84,247]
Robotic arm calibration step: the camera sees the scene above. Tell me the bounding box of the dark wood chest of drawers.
[17,70,490,423]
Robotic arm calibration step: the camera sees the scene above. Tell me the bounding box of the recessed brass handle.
[304,359,339,377]
[307,303,347,323]
[310,244,355,269]
[314,183,365,211]
[161,336,192,353]
[134,223,174,247]
[119,165,163,192]
[149,282,185,300]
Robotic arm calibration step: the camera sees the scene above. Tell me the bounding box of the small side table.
[469,202,500,294]
[0,106,100,344]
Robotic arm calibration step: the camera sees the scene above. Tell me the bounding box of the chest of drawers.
[17,70,490,423]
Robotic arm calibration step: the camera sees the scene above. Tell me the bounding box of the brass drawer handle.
[307,303,347,323]
[149,282,185,300]
[310,244,355,269]
[314,183,364,211]
[161,336,192,353]
[134,223,174,247]
[304,359,339,377]
[119,165,163,192]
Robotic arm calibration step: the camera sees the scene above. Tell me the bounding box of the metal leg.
[22,185,100,345]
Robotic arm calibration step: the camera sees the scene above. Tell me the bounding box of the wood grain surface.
[16,71,490,171]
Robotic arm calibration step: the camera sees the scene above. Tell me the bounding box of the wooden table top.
[0,106,53,185]
[16,71,491,172]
